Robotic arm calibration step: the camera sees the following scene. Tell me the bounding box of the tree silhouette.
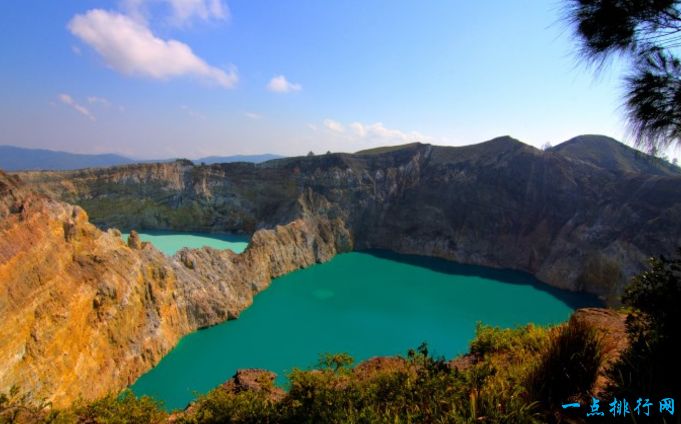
[565,0,681,152]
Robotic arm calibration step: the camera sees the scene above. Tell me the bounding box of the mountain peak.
[556,134,621,149]
[483,135,525,145]
[551,134,680,176]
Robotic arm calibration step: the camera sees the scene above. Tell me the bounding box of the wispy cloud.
[323,119,344,133]
[122,0,229,26]
[349,122,366,137]
[87,96,111,106]
[58,94,95,121]
[68,9,238,88]
[244,112,262,119]
[267,75,302,93]
[169,0,229,24]
[319,118,433,143]
[88,96,126,112]
[348,121,431,143]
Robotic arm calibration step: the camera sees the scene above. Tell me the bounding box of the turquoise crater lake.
[130,247,600,411]
[119,230,249,255]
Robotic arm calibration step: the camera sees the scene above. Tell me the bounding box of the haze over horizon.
[1,0,668,159]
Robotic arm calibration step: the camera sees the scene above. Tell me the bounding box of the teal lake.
[119,230,249,255]
[130,247,599,411]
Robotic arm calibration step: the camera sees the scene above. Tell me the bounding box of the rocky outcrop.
[571,307,628,393]
[170,215,352,329]
[221,369,285,399]
[127,229,143,249]
[0,170,351,408]
[18,136,681,301]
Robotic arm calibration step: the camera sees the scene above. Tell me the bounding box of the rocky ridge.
[19,136,681,301]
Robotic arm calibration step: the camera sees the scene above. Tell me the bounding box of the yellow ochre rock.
[0,170,351,408]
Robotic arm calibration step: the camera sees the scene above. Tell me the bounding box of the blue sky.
[0,0,635,159]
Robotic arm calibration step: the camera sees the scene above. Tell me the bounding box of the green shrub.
[54,390,166,424]
[178,390,275,424]
[317,352,354,372]
[527,317,603,409]
[470,323,549,357]
[607,249,681,401]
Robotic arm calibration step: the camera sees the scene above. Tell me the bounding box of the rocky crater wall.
[19,139,681,302]
[0,169,351,407]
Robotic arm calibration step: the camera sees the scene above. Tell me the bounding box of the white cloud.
[87,96,111,106]
[267,75,302,93]
[244,112,261,119]
[59,94,96,121]
[351,121,431,143]
[88,96,126,112]
[68,9,238,88]
[168,0,228,23]
[349,122,366,138]
[323,119,345,133]
[122,0,229,26]
[322,119,433,143]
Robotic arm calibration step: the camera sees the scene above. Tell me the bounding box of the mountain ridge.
[0,145,134,171]
[549,134,680,176]
[3,135,676,175]
[16,135,681,299]
[0,145,285,171]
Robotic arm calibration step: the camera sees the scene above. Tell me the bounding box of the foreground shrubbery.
[2,326,554,424]
[528,317,603,409]
[3,251,679,423]
[178,334,551,424]
[606,249,681,402]
[50,392,167,424]
[0,391,168,424]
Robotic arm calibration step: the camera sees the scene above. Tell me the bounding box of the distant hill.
[0,145,135,171]
[0,145,284,171]
[550,135,680,176]
[195,154,284,165]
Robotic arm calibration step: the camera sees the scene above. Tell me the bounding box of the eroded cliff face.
[0,170,351,407]
[18,160,300,234]
[19,137,681,301]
